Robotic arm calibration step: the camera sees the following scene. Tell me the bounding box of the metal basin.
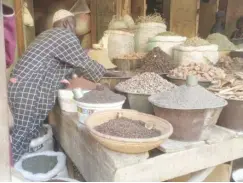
[166,75,212,88]
[218,99,243,131]
[152,106,224,141]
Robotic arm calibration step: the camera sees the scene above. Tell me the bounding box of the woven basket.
[85,109,173,154]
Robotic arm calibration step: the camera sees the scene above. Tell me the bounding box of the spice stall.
[46,12,243,182]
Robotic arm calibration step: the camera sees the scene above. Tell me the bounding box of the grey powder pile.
[207,33,236,51]
[95,117,161,138]
[22,155,58,174]
[149,84,227,110]
[78,88,125,104]
[115,72,177,95]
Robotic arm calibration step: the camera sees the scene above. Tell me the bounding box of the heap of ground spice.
[95,117,161,138]
[78,88,125,104]
[136,47,177,74]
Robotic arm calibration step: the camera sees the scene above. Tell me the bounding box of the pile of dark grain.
[136,47,177,74]
[95,117,161,138]
[78,88,125,104]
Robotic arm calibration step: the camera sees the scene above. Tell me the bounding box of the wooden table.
[49,108,243,182]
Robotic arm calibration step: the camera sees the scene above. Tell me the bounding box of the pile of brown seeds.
[78,88,125,104]
[136,47,177,74]
[114,52,146,60]
[115,72,176,95]
[95,117,161,138]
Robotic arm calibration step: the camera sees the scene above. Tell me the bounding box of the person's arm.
[55,31,106,82]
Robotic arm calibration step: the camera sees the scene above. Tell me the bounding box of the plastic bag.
[70,0,90,14]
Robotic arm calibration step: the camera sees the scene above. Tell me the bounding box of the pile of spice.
[136,47,177,74]
[149,79,227,110]
[183,37,210,47]
[22,155,58,174]
[114,53,146,60]
[216,56,243,74]
[95,117,161,138]
[207,33,236,51]
[157,31,179,36]
[209,73,243,100]
[115,72,176,95]
[168,63,226,82]
[78,88,125,104]
[136,13,165,24]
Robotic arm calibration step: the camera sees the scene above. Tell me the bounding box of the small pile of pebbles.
[207,33,236,51]
[95,117,161,138]
[168,63,226,82]
[149,83,227,110]
[78,88,125,104]
[115,72,176,95]
[209,73,243,100]
[114,53,146,60]
[183,37,210,47]
[22,155,58,174]
[157,31,179,36]
[216,56,243,74]
[136,47,177,74]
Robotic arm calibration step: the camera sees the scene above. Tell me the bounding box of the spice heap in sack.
[136,47,177,74]
[78,88,125,104]
[95,117,161,138]
[114,52,146,60]
[216,56,243,74]
[209,73,243,100]
[115,72,176,95]
[136,13,165,24]
[183,37,210,47]
[207,33,236,51]
[168,63,226,82]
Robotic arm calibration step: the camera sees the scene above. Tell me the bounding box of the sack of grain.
[173,37,219,65]
[147,34,186,56]
[135,22,166,52]
[14,151,68,182]
[108,30,134,60]
[108,15,128,30]
[29,124,54,153]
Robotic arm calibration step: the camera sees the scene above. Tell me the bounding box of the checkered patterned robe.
[8,28,106,163]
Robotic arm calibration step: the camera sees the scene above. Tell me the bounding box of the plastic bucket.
[58,89,90,113]
[76,100,125,124]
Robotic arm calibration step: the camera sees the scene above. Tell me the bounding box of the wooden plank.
[116,0,122,18]
[0,0,11,181]
[131,0,146,20]
[115,137,243,181]
[14,0,25,56]
[90,0,97,44]
[170,0,199,37]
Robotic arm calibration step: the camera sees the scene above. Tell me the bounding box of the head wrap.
[52,9,74,24]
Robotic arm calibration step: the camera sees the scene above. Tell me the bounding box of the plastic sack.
[29,124,54,153]
[173,44,219,65]
[135,22,166,52]
[14,151,68,182]
[3,4,16,68]
[147,36,187,56]
[70,0,90,14]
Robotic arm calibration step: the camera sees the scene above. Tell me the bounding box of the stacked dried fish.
[208,73,243,100]
[168,63,226,82]
[216,56,243,74]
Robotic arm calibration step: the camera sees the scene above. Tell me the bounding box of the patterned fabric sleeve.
[54,31,106,82]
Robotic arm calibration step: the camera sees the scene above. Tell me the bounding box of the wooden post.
[90,0,97,44]
[0,0,11,181]
[14,0,25,57]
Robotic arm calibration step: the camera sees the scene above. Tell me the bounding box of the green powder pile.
[22,155,58,174]
[183,37,210,47]
[157,31,178,36]
[207,33,236,51]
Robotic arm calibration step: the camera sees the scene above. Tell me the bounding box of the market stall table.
[49,107,243,182]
